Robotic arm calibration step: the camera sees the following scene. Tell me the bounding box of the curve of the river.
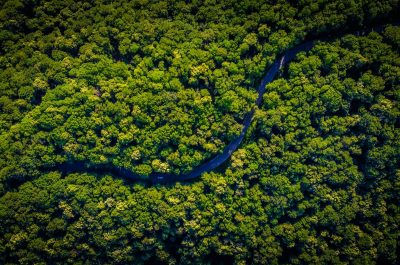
[57,22,397,184]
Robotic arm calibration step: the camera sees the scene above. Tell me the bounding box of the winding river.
[58,22,396,184]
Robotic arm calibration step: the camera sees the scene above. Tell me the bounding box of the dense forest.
[0,0,399,264]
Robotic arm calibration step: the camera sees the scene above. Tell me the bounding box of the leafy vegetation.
[0,0,399,264]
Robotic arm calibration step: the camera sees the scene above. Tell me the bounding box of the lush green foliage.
[1,0,398,180]
[0,0,399,264]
